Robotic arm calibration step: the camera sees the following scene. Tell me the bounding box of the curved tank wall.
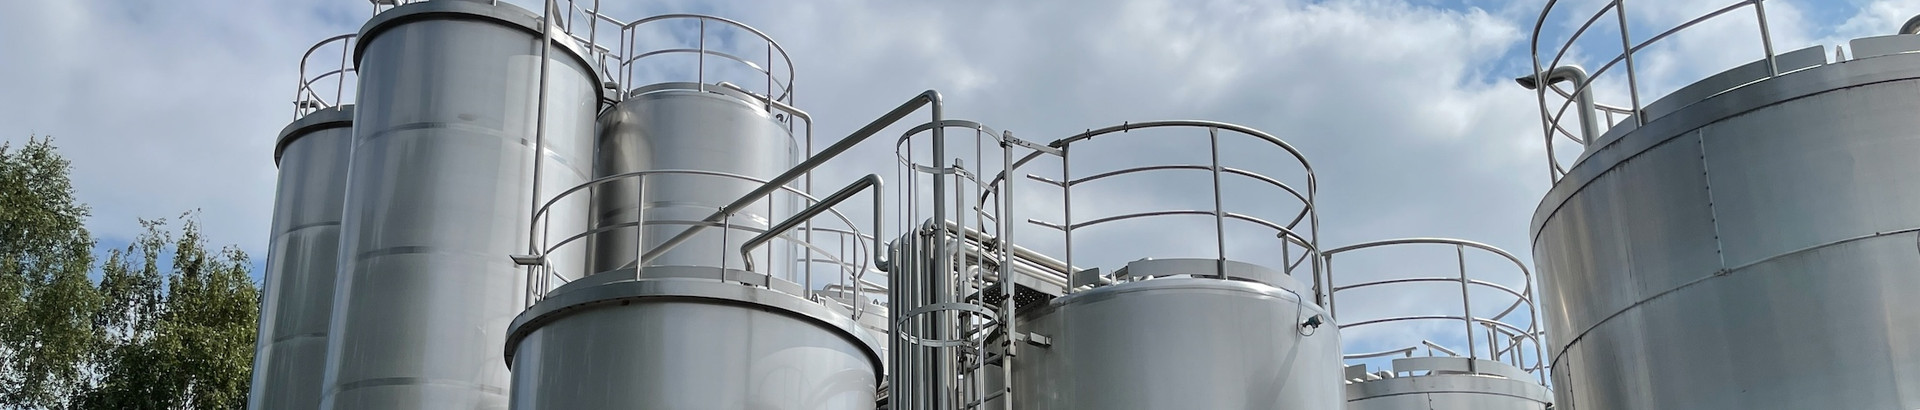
[1007,260,1343,410]
[249,106,354,410]
[504,267,883,410]
[319,1,600,408]
[588,84,800,275]
[1532,50,1920,409]
[1343,358,1551,410]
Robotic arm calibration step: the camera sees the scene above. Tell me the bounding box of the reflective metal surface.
[504,267,882,410]
[588,83,799,275]
[1005,260,1343,410]
[1343,358,1550,410]
[320,1,600,408]
[1533,51,1920,410]
[250,106,354,410]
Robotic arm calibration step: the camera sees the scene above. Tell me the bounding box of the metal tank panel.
[588,83,800,275]
[1531,51,1920,409]
[320,1,600,408]
[504,268,882,410]
[250,106,354,410]
[1007,259,1344,410]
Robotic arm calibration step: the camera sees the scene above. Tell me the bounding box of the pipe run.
[741,174,886,273]
[1516,65,1600,146]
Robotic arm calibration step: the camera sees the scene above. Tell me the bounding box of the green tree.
[75,215,258,410]
[0,136,103,409]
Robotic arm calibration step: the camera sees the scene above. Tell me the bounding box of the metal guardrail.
[614,14,795,105]
[1019,121,1323,301]
[1525,0,1780,183]
[292,34,356,119]
[518,169,878,320]
[1323,238,1546,384]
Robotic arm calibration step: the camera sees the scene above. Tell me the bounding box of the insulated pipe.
[1516,65,1600,145]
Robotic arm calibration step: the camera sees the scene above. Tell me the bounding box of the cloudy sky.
[4,0,1917,369]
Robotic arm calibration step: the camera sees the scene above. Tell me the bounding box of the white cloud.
[1,0,1904,368]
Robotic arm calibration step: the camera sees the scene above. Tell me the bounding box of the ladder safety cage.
[891,120,1062,410]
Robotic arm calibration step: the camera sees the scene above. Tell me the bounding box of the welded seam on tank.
[277,221,341,234]
[355,246,511,260]
[1531,68,1920,238]
[1548,227,1920,368]
[269,331,326,344]
[358,121,590,178]
[1697,132,1730,270]
[330,376,508,396]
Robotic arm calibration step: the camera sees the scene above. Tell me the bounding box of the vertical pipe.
[1208,127,1228,278]
[998,132,1016,410]
[929,104,951,410]
[528,0,556,305]
[633,177,646,279]
[1614,0,1645,125]
[335,39,348,109]
[696,19,706,92]
[1060,148,1073,280]
[1754,0,1779,75]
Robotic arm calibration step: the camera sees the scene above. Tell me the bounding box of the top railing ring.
[1524,0,1779,183]
[616,14,796,105]
[292,34,357,119]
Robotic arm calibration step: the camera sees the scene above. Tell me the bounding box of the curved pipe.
[1516,65,1600,145]
[742,174,885,273]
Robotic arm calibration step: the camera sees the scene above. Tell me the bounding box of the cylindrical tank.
[249,106,353,410]
[1532,50,1920,409]
[1007,259,1343,410]
[319,0,600,408]
[503,75,875,409]
[585,83,799,274]
[1343,358,1551,410]
[503,267,883,410]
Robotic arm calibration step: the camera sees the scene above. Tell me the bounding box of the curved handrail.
[292,34,357,119]
[1324,237,1546,384]
[522,169,872,316]
[1014,121,1322,301]
[616,14,795,104]
[1526,0,1780,183]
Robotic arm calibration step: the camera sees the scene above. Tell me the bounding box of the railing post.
[1457,244,1477,372]
[1754,0,1779,75]
[1209,127,1228,278]
[1614,0,1645,125]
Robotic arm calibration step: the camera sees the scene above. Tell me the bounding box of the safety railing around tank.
[1021,121,1323,302]
[292,34,357,119]
[1524,0,1781,183]
[515,169,877,321]
[614,14,794,106]
[1323,238,1546,384]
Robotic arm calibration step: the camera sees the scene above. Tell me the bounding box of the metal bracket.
[509,254,546,266]
[1014,332,1052,347]
[1069,268,1105,289]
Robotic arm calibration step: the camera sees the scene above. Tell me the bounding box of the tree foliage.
[0,136,101,408]
[0,137,260,410]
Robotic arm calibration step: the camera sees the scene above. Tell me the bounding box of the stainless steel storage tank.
[985,121,1342,410]
[1008,259,1343,410]
[1524,4,1920,409]
[1324,238,1550,410]
[502,14,884,410]
[250,105,354,410]
[320,0,601,408]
